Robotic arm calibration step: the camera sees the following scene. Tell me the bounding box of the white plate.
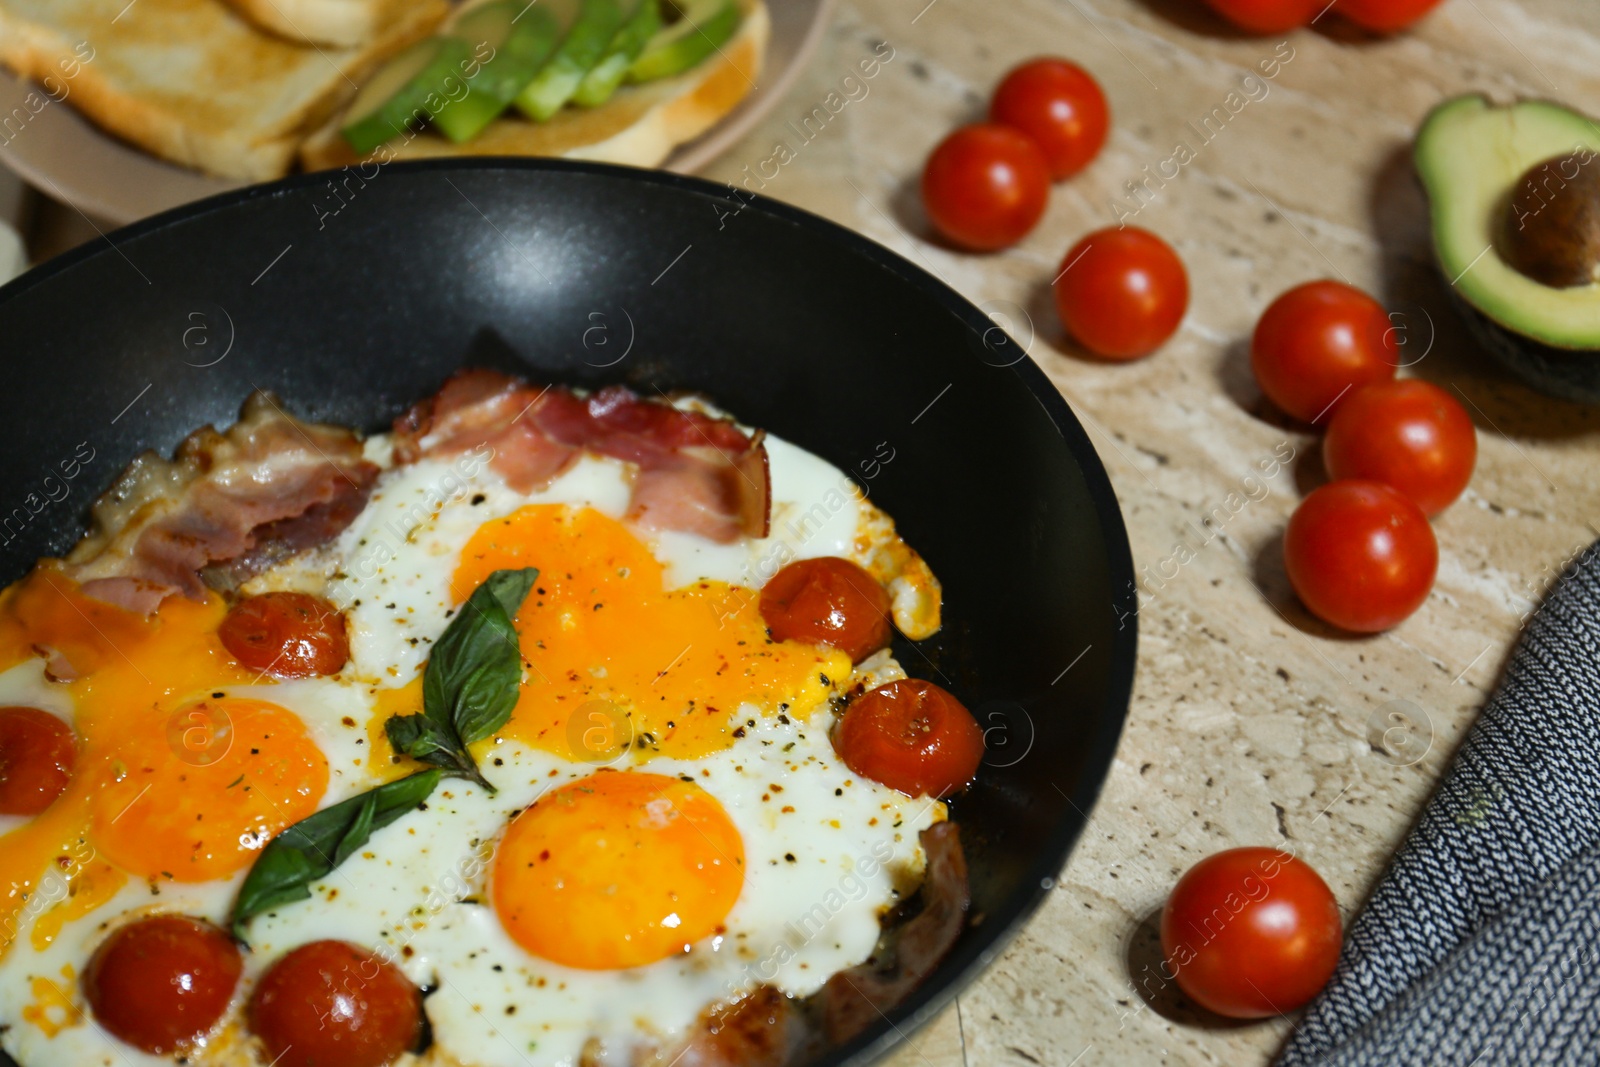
[0,0,834,226]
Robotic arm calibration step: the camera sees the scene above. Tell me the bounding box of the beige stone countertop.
[14,0,1600,1063]
[693,1,1600,1065]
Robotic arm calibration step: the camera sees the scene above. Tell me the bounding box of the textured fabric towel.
[1276,539,1600,1067]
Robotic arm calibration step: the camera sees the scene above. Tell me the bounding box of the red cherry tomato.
[84,916,242,1054]
[760,557,892,663]
[1337,0,1442,32]
[921,124,1051,251]
[834,679,983,798]
[1323,380,1477,515]
[1161,847,1342,1019]
[251,940,421,1067]
[0,706,74,815]
[1284,481,1437,633]
[1054,227,1189,360]
[220,591,349,678]
[1202,0,1321,33]
[1251,280,1398,424]
[989,59,1109,180]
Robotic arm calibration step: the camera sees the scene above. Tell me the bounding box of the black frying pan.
[0,160,1135,1067]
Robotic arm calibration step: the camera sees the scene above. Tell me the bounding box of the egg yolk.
[0,566,326,956]
[452,505,850,762]
[492,772,744,970]
[90,697,327,882]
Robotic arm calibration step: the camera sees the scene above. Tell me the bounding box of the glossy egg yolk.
[451,505,850,762]
[492,772,744,970]
[0,567,326,955]
[89,697,327,882]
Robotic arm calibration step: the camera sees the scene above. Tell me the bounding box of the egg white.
[0,427,944,1067]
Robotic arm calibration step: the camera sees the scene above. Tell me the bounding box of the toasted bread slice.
[0,0,448,181]
[300,0,767,173]
[220,0,433,48]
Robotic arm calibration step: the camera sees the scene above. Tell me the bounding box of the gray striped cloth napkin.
[1276,540,1600,1066]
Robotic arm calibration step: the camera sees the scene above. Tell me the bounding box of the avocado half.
[1416,94,1600,402]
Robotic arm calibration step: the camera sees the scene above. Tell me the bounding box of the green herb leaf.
[385,712,456,764]
[385,713,489,789]
[423,567,538,747]
[230,769,440,942]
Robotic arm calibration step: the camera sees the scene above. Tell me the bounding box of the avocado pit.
[1499,149,1600,289]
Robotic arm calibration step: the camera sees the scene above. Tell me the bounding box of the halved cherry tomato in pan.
[760,557,892,663]
[835,679,983,798]
[84,916,242,1054]
[0,705,74,815]
[220,591,349,678]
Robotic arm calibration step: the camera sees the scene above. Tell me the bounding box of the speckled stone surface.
[16,2,1600,1064]
[693,1,1600,1064]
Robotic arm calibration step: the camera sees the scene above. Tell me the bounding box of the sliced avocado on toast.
[571,0,662,106]
[627,0,741,83]
[342,36,476,154]
[432,0,584,142]
[1416,94,1600,401]
[338,0,741,155]
[513,0,627,120]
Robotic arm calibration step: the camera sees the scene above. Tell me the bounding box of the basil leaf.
[482,567,540,624]
[423,567,538,748]
[385,713,489,788]
[231,769,440,942]
[385,712,456,763]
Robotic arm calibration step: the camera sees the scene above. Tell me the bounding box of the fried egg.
[0,416,947,1067]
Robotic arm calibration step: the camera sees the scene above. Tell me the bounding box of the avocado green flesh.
[572,0,661,107]
[628,0,740,83]
[1416,94,1600,351]
[343,36,475,154]
[433,0,579,143]
[513,0,627,121]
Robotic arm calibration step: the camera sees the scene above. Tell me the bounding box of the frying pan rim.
[0,157,1137,1067]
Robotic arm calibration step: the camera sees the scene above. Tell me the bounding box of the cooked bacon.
[33,643,81,683]
[394,370,771,543]
[644,988,818,1067]
[391,368,579,492]
[64,392,377,614]
[817,822,971,1044]
[628,436,771,544]
[647,824,971,1067]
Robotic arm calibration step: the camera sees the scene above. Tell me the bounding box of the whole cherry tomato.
[1054,227,1189,360]
[84,916,242,1054]
[835,679,983,798]
[1251,280,1398,424]
[0,706,74,815]
[251,940,421,1067]
[220,591,349,678]
[921,124,1051,251]
[989,58,1109,180]
[1202,0,1321,33]
[760,557,892,663]
[1284,480,1437,633]
[1337,0,1442,32]
[1323,380,1477,515]
[1161,847,1342,1019]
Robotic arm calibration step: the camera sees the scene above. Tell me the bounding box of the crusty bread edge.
[0,0,447,181]
[299,0,770,173]
[218,0,428,49]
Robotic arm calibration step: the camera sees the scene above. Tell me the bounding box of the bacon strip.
[64,392,377,614]
[391,368,579,491]
[817,822,971,1044]
[393,370,771,543]
[647,823,971,1066]
[646,987,818,1067]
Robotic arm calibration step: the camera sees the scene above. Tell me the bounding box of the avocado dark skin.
[1499,150,1600,289]
[1449,290,1600,403]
